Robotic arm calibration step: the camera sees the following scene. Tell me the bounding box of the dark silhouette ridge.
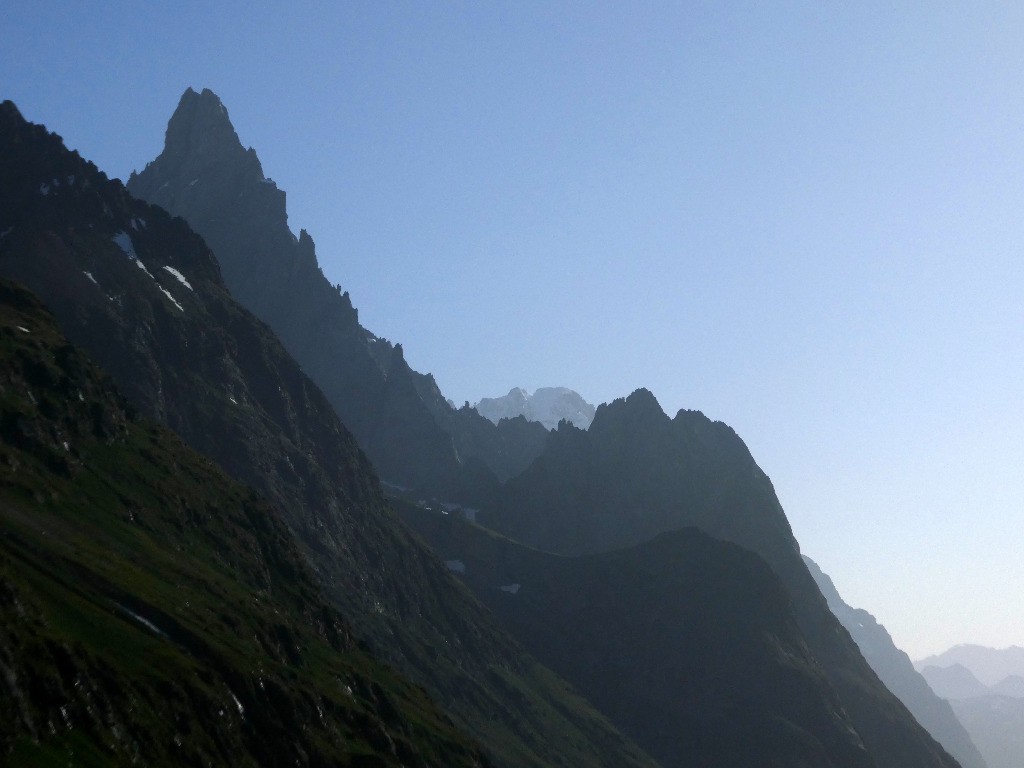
[0,98,657,768]
[127,87,548,495]
[478,387,963,768]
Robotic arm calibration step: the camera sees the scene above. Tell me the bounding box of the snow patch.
[39,183,50,195]
[156,284,184,312]
[445,560,466,574]
[112,231,138,260]
[228,395,238,405]
[162,266,193,291]
[66,175,75,186]
[500,584,521,595]
[230,691,245,717]
[135,259,155,280]
[117,605,168,639]
[188,178,199,187]
[15,326,29,334]
[82,271,98,285]
[441,503,478,522]
[0,227,13,239]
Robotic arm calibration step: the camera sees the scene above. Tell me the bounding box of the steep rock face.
[126,87,547,488]
[480,388,962,768]
[804,556,987,768]
[0,101,658,768]
[401,504,876,768]
[0,279,489,767]
[476,386,596,430]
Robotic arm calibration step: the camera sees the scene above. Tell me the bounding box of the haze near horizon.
[4,1,1023,659]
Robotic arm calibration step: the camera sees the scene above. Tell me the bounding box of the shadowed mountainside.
[0,279,489,767]
[401,503,879,768]
[126,87,548,495]
[479,388,962,768]
[0,100,657,768]
[804,556,987,768]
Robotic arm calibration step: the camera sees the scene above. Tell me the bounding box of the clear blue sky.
[5,1,1024,658]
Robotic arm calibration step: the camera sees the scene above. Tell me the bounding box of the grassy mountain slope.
[0,279,488,767]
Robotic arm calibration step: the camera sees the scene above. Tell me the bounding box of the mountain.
[912,648,1024,768]
[126,87,547,491]
[920,666,992,701]
[804,557,987,768]
[0,100,658,768]
[400,503,879,768]
[475,387,596,430]
[916,646,1024,689]
[949,696,1024,768]
[989,676,1024,698]
[0,279,488,766]
[478,388,962,768]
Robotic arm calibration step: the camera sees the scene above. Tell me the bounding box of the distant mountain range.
[803,556,987,768]
[0,89,973,768]
[917,645,1024,688]
[914,645,1024,768]
[475,386,596,430]
[948,696,1024,768]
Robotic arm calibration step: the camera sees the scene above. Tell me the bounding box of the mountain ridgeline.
[126,87,548,495]
[477,389,962,768]
[130,90,961,768]
[914,645,1024,768]
[400,503,875,768]
[0,88,972,768]
[0,100,657,768]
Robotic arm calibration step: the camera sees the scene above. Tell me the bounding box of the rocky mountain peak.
[588,387,667,435]
[129,87,264,196]
[163,87,246,166]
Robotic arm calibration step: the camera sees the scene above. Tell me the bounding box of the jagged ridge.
[0,99,657,768]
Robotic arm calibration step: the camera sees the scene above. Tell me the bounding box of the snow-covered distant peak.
[475,386,596,430]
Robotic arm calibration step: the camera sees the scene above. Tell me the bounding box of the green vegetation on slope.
[0,280,488,767]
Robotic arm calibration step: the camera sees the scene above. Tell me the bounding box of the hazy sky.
[5,2,1023,658]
